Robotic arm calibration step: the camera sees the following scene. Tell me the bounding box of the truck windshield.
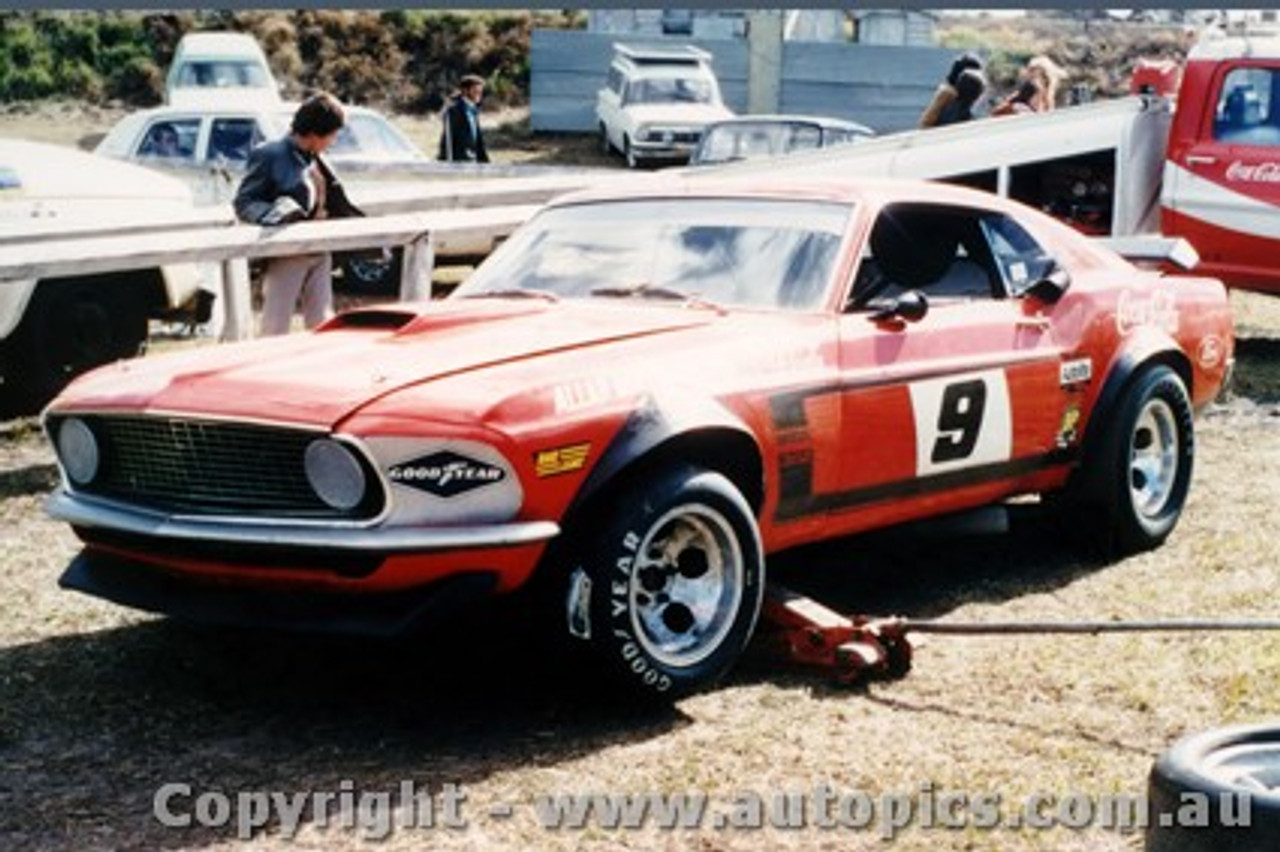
[456,198,851,311]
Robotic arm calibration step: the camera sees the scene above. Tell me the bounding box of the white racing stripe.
[1164,161,1280,239]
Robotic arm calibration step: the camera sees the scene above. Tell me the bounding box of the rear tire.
[1064,364,1193,556]
[564,465,764,700]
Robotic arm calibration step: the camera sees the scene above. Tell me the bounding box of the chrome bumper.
[47,489,560,552]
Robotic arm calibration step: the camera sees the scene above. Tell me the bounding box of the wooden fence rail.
[0,204,540,340]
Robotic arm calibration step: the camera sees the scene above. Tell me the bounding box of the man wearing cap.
[438,74,489,163]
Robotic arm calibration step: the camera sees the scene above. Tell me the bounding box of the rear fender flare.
[1073,328,1192,492]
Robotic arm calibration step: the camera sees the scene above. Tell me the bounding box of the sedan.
[43,177,1233,699]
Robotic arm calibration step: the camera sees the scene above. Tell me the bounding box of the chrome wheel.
[629,503,743,668]
[1129,397,1179,519]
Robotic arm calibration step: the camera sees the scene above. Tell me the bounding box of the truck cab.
[1162,34,1280,293]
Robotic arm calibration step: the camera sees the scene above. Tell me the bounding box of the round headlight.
[304,439,366,511]
[58,417,100,486]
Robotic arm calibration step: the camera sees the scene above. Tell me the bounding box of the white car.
[0,139,209,418]
[165,31,281,109]
[96,103,426,176]
[596,43,734,168]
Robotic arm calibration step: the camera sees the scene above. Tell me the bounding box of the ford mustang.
[43,177,1234,698]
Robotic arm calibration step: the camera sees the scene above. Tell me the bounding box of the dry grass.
[2,289,1279,851]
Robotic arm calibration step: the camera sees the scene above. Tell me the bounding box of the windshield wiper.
[590,283,720,311]
[462,288,559,303]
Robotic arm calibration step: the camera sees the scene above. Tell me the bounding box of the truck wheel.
[1147,722,1280,851]
[564,465,764,700]
[598,123,612,155]
[1,278,146,416]
[1069,365,1193,556]
[624,136,639,169]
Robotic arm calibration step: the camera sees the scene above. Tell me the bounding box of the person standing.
[234,92,346,336]
[935,68,987,126]
[919,52,984,129]
[438,74,489,163]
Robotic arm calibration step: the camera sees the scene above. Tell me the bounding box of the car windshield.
[629,77,715,105]
[455,198,852,311]
[329,114,419,157]
[697,122,823,164]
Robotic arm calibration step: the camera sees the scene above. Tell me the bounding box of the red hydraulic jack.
[758,585,916,685]
[759,582,1280,687]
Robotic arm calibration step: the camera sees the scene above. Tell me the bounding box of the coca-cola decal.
[387,451,505,497]
[1225,160,1280,183]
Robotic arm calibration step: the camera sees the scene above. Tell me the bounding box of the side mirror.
[1024,265,1071,305]
[869,289,929,328]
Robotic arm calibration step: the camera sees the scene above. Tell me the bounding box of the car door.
[1165,61,1280,286]
[809,201,1080,535]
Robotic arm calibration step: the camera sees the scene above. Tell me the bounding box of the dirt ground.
[4,105,1280,851]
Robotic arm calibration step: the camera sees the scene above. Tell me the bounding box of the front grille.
[671,131,701,144]
[55,415,382,519]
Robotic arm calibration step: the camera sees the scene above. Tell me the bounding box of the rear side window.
[138,118,200,161]
[207,118,263,163]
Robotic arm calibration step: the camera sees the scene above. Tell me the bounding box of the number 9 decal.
[909,370,1012,476]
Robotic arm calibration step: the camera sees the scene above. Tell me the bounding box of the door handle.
[1016,317,1050,331]
[1185,155,1218,165]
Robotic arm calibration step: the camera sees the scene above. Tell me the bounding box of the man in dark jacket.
[438,74,489,163]
[234,92,347,336]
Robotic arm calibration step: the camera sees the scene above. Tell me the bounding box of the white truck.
[716,32,1280,297]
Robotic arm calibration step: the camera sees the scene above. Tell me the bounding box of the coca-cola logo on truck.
[1225,161,1280,183]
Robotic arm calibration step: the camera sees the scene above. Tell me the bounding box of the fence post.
[221,257,253,341]
[401,232,435,301]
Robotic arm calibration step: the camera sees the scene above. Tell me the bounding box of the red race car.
[44,178,1234,698]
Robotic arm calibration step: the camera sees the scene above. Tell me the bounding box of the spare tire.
[1147,722,1280,851]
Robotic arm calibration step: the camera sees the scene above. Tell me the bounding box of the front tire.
[565,465,764,699]
[623,136,639,169]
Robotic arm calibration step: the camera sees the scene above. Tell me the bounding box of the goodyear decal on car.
[387,451,505,497]
[534,443,591,477]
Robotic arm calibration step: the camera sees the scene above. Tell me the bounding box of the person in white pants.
[233,93,346,336]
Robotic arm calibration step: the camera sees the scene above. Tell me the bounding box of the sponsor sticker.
[1059,358,1093,386]
[534,443,591,478]
[1116,289,1179,336]
[1057,405,1082,449]
[1197,335,1225,370]
[387,451,505,498]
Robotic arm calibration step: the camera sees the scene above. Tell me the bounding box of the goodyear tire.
[1146,722,1280,851]
[565,465,764,699]
[1077,364,1194,556]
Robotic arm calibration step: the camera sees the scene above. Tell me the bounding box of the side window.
[850,204,999,309]
[137,119,200,161]
[1213,66,1280,146]
[207,118,261,163]
[979,214,1055,295]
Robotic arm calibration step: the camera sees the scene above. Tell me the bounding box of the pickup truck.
[714,31,1280,295]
